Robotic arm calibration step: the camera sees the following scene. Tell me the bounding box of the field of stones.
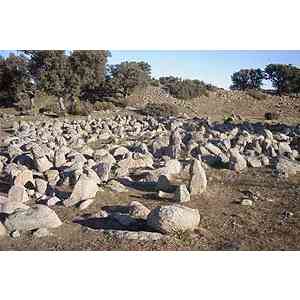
[0,90,300,250]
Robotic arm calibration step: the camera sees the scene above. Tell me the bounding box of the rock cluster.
[1,113,299,240]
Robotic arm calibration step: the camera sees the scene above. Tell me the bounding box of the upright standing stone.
[188,159,207,195]
[168,129,181,159]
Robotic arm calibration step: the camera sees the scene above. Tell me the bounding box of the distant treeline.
[230,65,300,95]
[0,51,299,107]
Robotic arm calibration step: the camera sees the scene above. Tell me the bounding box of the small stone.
[79,199,95,210]
[11,230,21,239]
[35,157,53,173]
[45,169,60,186]
[128,201,150,219]
[103,229,165,241]
[106,180,127,193]
[63,173,99,207]
[14,170,34,187]
[157,174,175,193]
[0,222,7,237]
[94,210,109,218]
[33,228,50,238]
[35,178,48,194]
[8,185,29,203]
[241,199,253,206]
[46,196,61,206]
[229,148,247,172]
[174,184,190,203]
[158,190,174,199]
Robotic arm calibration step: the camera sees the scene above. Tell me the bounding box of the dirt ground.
[1,165,300,251]
[1,92,300,250]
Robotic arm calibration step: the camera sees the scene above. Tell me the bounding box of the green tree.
[109,61,151,98]
[230,68,264,91]
[69,50,111,98]
[264,64,300,95]
[23,50,70,97]
[0,53,31,105]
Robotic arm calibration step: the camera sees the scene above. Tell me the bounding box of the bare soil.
[1,166,300,251]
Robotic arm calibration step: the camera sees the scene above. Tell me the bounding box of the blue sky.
[1,50,300,89]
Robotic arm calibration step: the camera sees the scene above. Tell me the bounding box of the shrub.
[159,77,209,100]
[142,102,179,117]
[94,101,115,111]
[68,98,93,116]
[265,111,280,120]
[246,89,267,100]
[110,98,129,108]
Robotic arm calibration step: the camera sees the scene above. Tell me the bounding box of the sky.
[1,50,300,89]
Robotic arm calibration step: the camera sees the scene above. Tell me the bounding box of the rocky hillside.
[127,86,300,122]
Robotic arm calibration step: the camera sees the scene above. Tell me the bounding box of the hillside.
[127,86,300,122]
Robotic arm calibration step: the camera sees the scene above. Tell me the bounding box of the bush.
[94,101,115,111]
[159,77,209,100]
[265,111,280,120]
[110,98,129,108]
[142,102,179,117]
[246,89,267,100]
[68,98,94,116]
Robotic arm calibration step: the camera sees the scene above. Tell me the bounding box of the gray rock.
[94,162,111,182]
[8,185,29,203]
[35,156,53,173]
[4,205,62,232]
[106,180,128,193]
[45,169,60,186]
[174,184,190,202]
[276,156,300,176]
[11,230,21,239]
[111,212,138,227]
[229,148,247,172]
[158,190,174,199]
[0,222,7,237]
[157,174,175,193]
[54,150,66,168]
[147,205,200,234]
[14,170,34,186]
[189,159,207,195]
[128,201,150,219]
[103,229,165,241]
[246,156,262,168]
[46,196,61,206]
[278,142,292,155]
[0,201,30,214]
[63,173,99,207]
[35,178,48,194]
[241,199,253,206]
[165,159,182,175]
[33,228,51,238]
[79,199,95,210]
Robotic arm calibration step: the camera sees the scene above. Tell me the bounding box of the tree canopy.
[108,61,152,98]
[230,69,265,91]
